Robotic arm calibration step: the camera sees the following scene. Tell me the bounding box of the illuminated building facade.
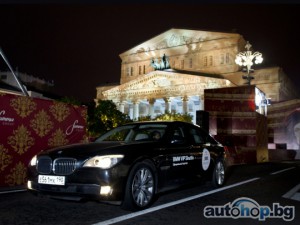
[96,28,298,124]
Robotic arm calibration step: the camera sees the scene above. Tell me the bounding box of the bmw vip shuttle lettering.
[204,197,295,221]
[172,155,195,166]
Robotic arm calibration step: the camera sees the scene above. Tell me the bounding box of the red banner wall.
[0,93,87,187]
[204,86,268,164]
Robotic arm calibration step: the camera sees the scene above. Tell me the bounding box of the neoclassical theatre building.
[95,28,298,124]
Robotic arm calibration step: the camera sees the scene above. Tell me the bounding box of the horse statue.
[150,54,170,71]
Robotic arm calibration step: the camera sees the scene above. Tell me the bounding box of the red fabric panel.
[0,93,87,187]
[204,86,267,164]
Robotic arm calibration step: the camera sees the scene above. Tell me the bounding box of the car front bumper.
[27,166,128,202]
[27,180,123,202]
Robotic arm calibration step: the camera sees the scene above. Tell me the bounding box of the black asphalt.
[0,161,300,225]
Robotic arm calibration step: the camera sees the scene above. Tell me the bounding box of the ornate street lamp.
[235,41,263,85]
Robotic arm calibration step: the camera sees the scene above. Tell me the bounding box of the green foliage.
[137,112,193,123]
[87,100,132,137]
[137,115,152,121]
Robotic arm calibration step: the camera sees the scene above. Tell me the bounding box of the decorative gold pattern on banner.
[0,93,6,96]
[30,110,54,137]
[10,96,37,118]
[50,102,70,122]
[1,94,87,188]
[0,144,13,172]
[8,124,35,155]
[5,162,27,186]
[48,128,69,147]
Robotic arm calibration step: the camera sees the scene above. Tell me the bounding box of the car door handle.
[203,143,211,147]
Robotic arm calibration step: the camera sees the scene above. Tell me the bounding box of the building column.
[194,95,200,111]
[163,97,172,113]
[160,102,165,114]
[199,95,204,110]
[148,98,155,118]
[182,95,189,114]
[133,100,140,120]
[129,103,133,120]
[119,101,125,113]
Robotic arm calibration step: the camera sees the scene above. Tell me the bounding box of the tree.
[138,111,193,123]
[155,112,193,122]
[88,100,132,137]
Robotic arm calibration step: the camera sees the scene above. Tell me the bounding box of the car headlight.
[83,155,124,169]
[30,155,37,166]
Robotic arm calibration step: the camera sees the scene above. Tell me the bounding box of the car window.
[174,128,184,138]
[171,126,185,144]
[189,128,205,144]
[133,125,167,141]
[96,124,167,142]
[95,125,135,142]
[189,127,218,145]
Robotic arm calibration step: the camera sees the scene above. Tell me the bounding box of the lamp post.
[235,41,263,85]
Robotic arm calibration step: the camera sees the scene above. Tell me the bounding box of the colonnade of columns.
[114,95,204,123]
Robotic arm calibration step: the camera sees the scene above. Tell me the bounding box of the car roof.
[124,121,196,126]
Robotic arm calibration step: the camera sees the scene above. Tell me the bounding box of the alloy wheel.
[215,161,225,186]
[131,167,154,207]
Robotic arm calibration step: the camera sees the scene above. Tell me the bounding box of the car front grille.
[53,158,77,175]
[37,157,77,175]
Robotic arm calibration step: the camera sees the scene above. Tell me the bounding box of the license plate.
[38,175,65,185]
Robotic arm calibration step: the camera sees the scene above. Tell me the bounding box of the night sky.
[0,3,299,103]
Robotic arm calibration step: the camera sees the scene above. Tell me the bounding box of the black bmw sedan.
[27,121,227,210]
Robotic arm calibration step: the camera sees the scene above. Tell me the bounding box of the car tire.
[211,160,226,187]
[121,160,156,211]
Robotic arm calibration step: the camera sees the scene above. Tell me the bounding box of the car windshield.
[95,124,168,142]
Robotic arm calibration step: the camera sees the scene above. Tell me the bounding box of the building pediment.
[119,28,241,59]
[102,71,235,101]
